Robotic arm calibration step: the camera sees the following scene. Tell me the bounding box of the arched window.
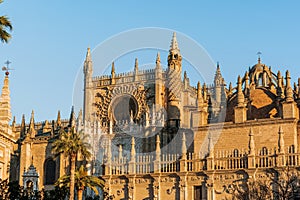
[45,159,56,185]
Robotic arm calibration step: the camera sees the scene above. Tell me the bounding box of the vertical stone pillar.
[129,137,136,174]
[248,128,256,168]
[180,132,187,172]
[277,126,286,167]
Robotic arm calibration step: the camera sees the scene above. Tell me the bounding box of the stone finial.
[56,110,61,127]
[86,47,91,61]
[203,83,207,102]
[111,62,115,74]
[130,137,136,160]
[28,110,36,137]
[69,106,76,128]
[84,47,93,75]
[237,76,245,107]
[0,74,12,123]
[21,114,26,137]
[197,81,203,106]
[249,128,255,155]
[134,58,138,72]
[278,126,285,154]
[156,52,161,65]
[285,70,293,102]
[170,32,180,53]
[277,70,284,99]
[155,134,161,159]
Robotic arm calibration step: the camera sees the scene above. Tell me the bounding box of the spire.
[237,76,245,107]
[197,81,203,106]
[56,110,61,127]
[21,114,26,138]
[170,32,180,53]
[12,116,16,132]
[69,106,76,128]
[134,57,138,71]
[184,71,187,80]
[28,110,36,137]
[277,71,284,99]
[77,109,83,128]
[111,62,116,84]
[0,74,12,124]
[285,70,293,102]
[84,47,93,75]
[111,62,115,75]
[134,58,139,81]
[156,52,161,66]
[86,47,91,61]
[203,83,207,102]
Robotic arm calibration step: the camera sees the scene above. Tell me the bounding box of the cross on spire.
[257,52,262,63]
[2,60,12,76]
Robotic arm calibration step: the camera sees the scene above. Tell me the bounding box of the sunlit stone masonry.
[3,33,300,199]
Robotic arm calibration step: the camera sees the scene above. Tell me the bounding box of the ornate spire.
[69,106,76,128]
[21,114,26,137]
[84,47,93,75]
[134,58,139,81]
[86,47,91,61]
[237,76,245,107]
[134,58,138,72]
[170,32,180,54]
[12,116,16,132]
[111,62,115,75]
[285,70,293,102]
[0,74,11,124]
[203,83,207,102]
[277,71,284,99]
[111,62,116,84]
[156,52,161,66]
[197,81,203,106]
[28,110,36,137]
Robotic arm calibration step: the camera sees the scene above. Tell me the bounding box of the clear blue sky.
[0,0,300,122]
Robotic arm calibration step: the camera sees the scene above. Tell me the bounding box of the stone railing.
[103,149,300,176]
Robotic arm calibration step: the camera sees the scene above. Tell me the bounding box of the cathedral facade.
[1,33,300,199]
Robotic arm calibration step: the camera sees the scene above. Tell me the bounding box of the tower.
[83,47,94,122]
[167,32,182,127]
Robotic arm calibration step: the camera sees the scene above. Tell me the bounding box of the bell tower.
[167,32,182,127]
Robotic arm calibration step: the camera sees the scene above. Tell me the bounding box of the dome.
[247,88,278,119]
[225,87,278,122]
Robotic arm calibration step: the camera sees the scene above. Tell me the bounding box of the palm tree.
[0,0,12,43]
[56,165,105,200]
[52,128,91,200]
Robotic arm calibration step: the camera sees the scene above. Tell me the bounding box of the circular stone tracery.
[111,94,138,122]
